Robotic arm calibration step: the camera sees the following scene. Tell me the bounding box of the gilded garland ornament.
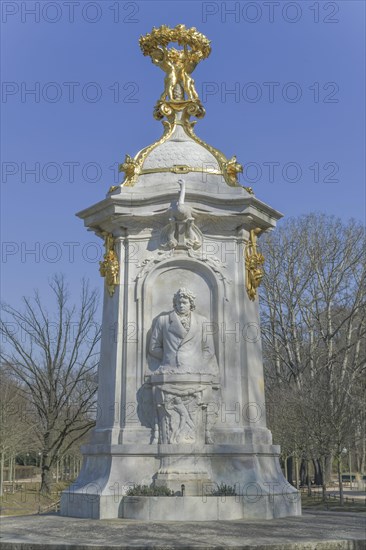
[99,232,119,296]
[245,228,265,301]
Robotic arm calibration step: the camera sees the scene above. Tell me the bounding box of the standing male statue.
[149,288,218,375]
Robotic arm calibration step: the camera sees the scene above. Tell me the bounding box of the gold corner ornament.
[99,232,119,296]
[110,25,246,191]
[245,228,265,301]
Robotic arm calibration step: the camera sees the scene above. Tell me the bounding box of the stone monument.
[61,25,301,520]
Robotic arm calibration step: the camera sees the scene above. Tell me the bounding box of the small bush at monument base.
[210,483,237,496]
[125,484,174,496]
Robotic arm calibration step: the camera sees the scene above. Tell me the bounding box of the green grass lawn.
[301,493,366,513]
[0,482,69,516]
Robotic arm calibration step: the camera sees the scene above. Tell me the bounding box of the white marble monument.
[61,25,301,520]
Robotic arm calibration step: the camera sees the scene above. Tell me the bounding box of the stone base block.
[121,495,301,521]
[60,443,302,520]
[60,492,118,520]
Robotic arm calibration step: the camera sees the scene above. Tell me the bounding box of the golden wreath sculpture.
[139,24,211,62]
[139,25,211,104]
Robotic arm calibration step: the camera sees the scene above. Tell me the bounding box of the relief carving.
[145,288,220,445]
[149,288,217,375]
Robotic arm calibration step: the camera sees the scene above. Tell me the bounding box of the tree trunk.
[0,452,4,497]
[306,460,312,496]
[300,459,306,486]
[40,453,53,495]
[294,456,299,489]
[349,451,353,490]
[9,456,12,483]
[284,456,288,481]
[361,436,365,475]
[337,456,344,506]
[324,453,333,484]
[11,454,15,493]
[313,458,323,486]
[320,456,327,502]
[287,456,293,485]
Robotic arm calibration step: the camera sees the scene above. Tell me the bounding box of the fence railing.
[38,500,60,514]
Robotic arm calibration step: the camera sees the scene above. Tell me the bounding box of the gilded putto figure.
[140,24,210,104]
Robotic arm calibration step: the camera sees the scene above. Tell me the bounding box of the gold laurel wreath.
[139,24,211,61]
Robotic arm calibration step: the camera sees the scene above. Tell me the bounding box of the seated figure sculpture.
[149,288,218,375]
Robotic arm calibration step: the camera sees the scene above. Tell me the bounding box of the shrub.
[211,483,237,496]
[125,484,174,496]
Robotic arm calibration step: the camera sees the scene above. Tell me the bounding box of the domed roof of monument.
[142,124,219,170]
[108,25,252,196]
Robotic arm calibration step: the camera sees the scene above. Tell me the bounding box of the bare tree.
[261,214,366,494]
[0,368,35,496]
[0,275,100,494]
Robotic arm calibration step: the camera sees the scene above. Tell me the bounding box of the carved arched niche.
[136,256,225,444]
[137,256,225,379]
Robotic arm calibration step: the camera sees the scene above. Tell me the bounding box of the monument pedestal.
[121,493,301,521]
[61,24,301,521]
[60,441,300,519]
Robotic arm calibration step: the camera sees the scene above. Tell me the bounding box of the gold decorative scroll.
[245,228,264,301]
[99,232,119,296]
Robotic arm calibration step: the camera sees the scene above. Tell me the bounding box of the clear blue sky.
[1,0,365,308]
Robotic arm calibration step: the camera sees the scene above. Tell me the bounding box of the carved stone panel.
[149,374,219,445]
